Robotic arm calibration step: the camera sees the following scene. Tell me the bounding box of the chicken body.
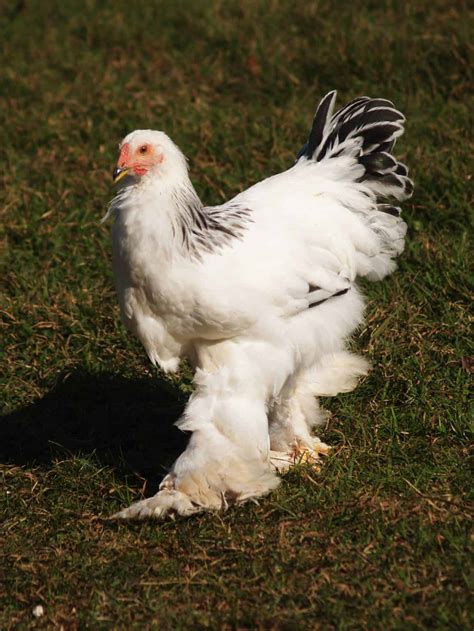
[107,92,413,519]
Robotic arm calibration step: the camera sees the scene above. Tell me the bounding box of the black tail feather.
[297,91,413,202]
[359,152,398,174]
[377,204,401,217]
[395,162,409,176]
[297,90,337,161]
[305,90,336,159]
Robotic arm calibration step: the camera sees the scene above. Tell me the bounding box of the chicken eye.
[139,145,148,154]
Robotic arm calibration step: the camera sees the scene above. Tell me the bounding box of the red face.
[113,141,164,183]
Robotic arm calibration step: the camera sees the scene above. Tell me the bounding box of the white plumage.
[106,91,413,519]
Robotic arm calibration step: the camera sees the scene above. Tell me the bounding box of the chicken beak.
[112,166,129,183]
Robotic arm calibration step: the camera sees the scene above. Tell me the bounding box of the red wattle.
[133,166,148,176]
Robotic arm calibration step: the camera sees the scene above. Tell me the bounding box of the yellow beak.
[112,166,130,183]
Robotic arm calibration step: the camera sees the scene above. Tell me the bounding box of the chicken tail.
[297,91,414,204]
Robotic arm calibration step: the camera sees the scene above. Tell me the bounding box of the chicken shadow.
[0,370,189,494]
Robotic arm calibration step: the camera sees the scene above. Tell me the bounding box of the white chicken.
[106,91,413,520]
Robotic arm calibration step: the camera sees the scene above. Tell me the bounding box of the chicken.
[105,91,413,520]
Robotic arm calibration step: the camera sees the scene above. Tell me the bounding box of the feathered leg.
[269,351,370,471]
[111,342,280,520]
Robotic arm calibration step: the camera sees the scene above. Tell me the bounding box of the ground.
[1,1,472,629]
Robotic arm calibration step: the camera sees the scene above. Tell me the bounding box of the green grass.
[1,0,472,628]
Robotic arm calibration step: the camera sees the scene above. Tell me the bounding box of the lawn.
[1,0,472,628]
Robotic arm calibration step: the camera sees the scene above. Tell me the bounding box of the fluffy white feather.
[106,91,413,520]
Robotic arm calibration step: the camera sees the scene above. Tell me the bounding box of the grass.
[1,0,472,628]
